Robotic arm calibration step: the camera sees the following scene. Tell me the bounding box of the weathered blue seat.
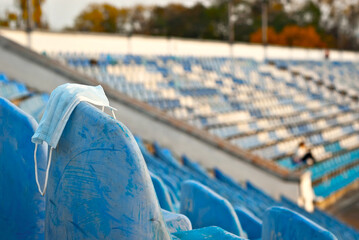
[161,209,192,233]
[180,180,245,237]
[172,226,246,240]
[235,207,262,239]
[0,82,29,100]
[160,175,180,203]
[153,142,180,167]
[45,102,170,240]
[151,172,175,212]
[262,207,337,240]
[213,168,243,190]
[0,97,46,240]
[0,73,9,82]
[134,137,180,202]
[182,155,208,176]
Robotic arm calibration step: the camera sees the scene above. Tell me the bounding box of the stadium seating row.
[1,75,358,239]
[46,53,359,199]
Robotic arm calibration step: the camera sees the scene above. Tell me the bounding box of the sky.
[0,0,209,30]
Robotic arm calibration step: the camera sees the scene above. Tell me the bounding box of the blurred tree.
[16,0,47,28]
[203,3,228,39]
[318,0,359,49]
[0,12,18,27]
[69,0,358,50]
[129,5,149,34]
[146,3,228,40]
[293,1,321,28]
[268,1,295,32]
[250,25,327,48]
[74,5,106,32]
[147,6,167,35]
[74,4,129,33]
[250,27,279,45]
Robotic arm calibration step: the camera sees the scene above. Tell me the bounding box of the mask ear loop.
[102,106,116,120]
[34,143,53,196]
[111,109,117,120]
[34,105,115,197]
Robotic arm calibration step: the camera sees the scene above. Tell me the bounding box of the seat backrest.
[213,168,245,191]
[0,97,46,240]
[235,207,262,239]
[262,207,337,240]
[153,142,180,167]
[180,180,244,237]
[150,172,175,212]
[161,209,192,234]
[45,102,170,240]
[182,155,208,177]
[172,226,245,240]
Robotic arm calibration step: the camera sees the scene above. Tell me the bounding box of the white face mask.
[32,83,117,196]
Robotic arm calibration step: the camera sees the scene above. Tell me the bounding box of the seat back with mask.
[0,97,46,240]
[45,102,170,240]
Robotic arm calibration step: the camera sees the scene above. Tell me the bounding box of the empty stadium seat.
[151,172,175,212]
[161,209,192,233]
[0,97,47,240]
[172,226,245,240]
[235,207,262,239]
[180,180,246,238]
[262,207,337,240]
[181,155,208,176]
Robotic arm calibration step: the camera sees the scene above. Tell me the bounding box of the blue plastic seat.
[262,207,337,240]
[0,97,47,240]
[161,209,192,233]
[153,142,180,167]
[150,172,175,212]
[213,168,246,193]
[235,207,262,239]
[182,155,208,176]
[0,73,9,82]
[172,226,246,240]
[180,180,245,237]
[19,94,49,122]
[0,82,29,100]
[45,102,170,240]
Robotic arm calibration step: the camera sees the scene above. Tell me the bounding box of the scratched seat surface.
[0,97,46,240]
[45,102,170,240]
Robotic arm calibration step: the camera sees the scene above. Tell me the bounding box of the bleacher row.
[47,53,359,199]
[275,60,359,96]
[1,73,358,239]
[0,73,48,122]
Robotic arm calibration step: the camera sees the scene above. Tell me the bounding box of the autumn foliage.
[250,25,327,48]
[0,0,357,49]
[18,0,46,28]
